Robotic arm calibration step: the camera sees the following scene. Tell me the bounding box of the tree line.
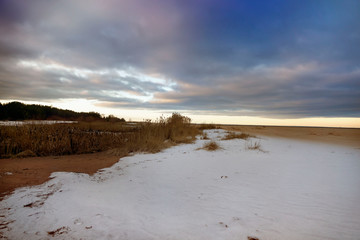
[0,102,125,122]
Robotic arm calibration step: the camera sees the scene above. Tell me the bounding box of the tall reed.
[0,113,199,158]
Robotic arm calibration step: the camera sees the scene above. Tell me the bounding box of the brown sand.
[221,125,360,148]
[0,152,121,199]
[1,126,359,198]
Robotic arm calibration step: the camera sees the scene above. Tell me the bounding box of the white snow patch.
[0,120,76,126]
[1,129,360,240]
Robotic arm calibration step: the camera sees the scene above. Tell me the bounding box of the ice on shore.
[1,129,360,240]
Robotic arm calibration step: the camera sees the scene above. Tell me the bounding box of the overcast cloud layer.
[0,0,359,118]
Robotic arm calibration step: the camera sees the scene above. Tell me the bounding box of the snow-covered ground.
[1,129,360,240]
[0,120,77,126]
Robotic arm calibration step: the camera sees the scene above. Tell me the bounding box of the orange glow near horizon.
[187,114,360,128]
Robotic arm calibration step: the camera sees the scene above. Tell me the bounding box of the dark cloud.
[0,0,359,118]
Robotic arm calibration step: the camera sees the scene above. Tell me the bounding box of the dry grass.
[0,113,200,158]
[197,123,219,130]
[201,132,209,140]
[199,141,221,151]
[0,123,129,158]
[246,141,262,151]
[222,131,250,140]
[127,113,199,153]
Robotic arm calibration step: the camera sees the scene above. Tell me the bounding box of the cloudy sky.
[0,0,359,126]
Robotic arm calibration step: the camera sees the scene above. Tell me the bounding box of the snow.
[0,120,76,126]
[1,129,360,240]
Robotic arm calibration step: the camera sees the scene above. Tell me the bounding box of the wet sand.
[0,152,121,199]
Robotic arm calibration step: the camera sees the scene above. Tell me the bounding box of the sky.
[0,0,359,127]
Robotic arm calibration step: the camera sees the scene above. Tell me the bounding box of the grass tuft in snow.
[246,140,263,152]
[201,132,209,140]
[199,141,221,151]
[221,131,251,140]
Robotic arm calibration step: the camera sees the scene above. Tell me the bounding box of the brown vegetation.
[221,131,250,140]
[246,141,262,151]
[0,113,199,158]
[201,132,209,140]
[196,123,219,130]
[0,113,200,197]
[199,141,221,151]
[115,114,199,154]
[47,226,70,237]
[0,122,129,158]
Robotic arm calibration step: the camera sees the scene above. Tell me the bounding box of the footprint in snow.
[73,218,83,225]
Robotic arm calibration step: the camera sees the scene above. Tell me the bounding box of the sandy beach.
[1,125,359,199]
[1,1,359,239]
[0,152,121,199]
[1,128,359,239]
[221,125,360,148]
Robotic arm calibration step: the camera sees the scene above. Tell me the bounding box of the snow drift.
[1,129,360,240]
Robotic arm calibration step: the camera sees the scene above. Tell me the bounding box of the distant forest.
[0,102,125,122]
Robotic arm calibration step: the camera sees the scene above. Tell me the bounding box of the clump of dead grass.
[123,113,199,154]
[246,141,261,150]
[15,150,36,158]
[198,141,221,151]
[201,132,209,140]
[245,140,266,152]
[222,131,250,140]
